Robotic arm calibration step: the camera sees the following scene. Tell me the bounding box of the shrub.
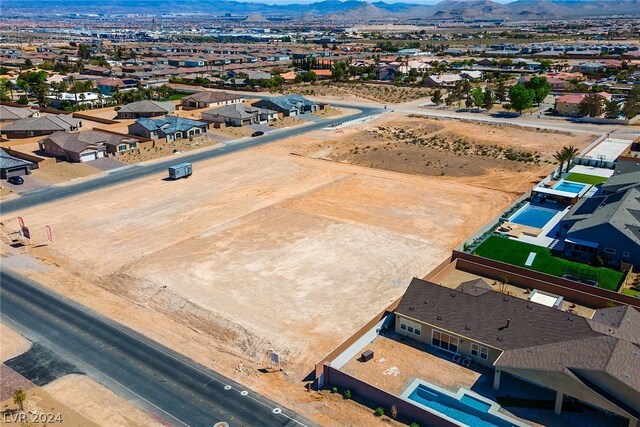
[374,407,384,417]
[331,387,338,394]
[410,423,420,427]
[343,389,351,399]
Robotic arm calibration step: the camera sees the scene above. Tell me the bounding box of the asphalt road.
[0,269,315,427]
[1,104,380,215]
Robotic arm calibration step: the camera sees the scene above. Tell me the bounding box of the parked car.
[7,176,24,185]
[251,131,265,137]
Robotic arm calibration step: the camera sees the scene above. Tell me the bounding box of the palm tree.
[553,149,565,179]
[1,77,14,100]
[67,75,78,104]
[562,145,580,173]
[13,389,26,412]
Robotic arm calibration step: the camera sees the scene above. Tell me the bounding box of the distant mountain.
[2,0,639,20]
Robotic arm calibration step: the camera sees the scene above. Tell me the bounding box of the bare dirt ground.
[116,135,223,164]
[0,117,516,425]
[44,375,166,427]
[0,324,31,362]
[292,114,594,195]
[30,162,102,184]
[286,83,431,105]
[269,115,308,128]
[0,384,99,427]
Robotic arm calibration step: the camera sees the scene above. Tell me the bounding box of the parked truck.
[168,162,192,179]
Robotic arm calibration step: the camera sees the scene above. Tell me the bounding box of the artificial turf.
[473,236,624,291]
[564,173,608,185]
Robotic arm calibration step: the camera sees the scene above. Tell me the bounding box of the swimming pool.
[510,204,560,228]
[407,383,521,427]
[553,181,586,194]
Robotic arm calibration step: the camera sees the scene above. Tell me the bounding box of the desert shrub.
[374,407,384,417]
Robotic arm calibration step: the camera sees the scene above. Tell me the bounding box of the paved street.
[1,104,380,214]
[0,269,315,427]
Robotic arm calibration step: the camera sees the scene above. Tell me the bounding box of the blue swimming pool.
[510,204,560,228]
[408,384,519,427]
[553,181,586,194]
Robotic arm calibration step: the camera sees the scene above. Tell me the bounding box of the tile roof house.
[554,92,612,117]
[180,91,244,109]
[128,116,208,143]
[97,77,139,95]
[251,94,319,117]
[39,130,139,161]
[0,147,34,179]
[116,100,176,119]
[1,115,82,139]
[201,104,277,127]
[38,131,111,162]
[0,105,40,122]
[395,278,640,426]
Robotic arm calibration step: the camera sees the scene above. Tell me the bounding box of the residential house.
[97,78,139,95]
[0,147,33,179]
[252,94,319,117]
[0,105,39,122]
[201,104,277,127]
[128,116,208,143]
[1,115,82,139]
[395,278,640,427]
[46,92,108,109]
[574,61,606,74]
[554,92,612,117]
[559,172,640,267]
[423,73,463,87]
[116,100,175,119]
[180,91,244,109]
[38,131,108,162]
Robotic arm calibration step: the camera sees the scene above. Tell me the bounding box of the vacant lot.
[1,129,512,377]
[285,82,431,104]
[293,114,594,195]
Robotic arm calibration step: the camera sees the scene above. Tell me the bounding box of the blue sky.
[232,0,514,4]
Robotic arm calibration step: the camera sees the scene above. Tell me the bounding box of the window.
[431,329,459,353]
[399,317,421,336]
[604,248,616,254]
[471,343,489,360]
[118,144,127,151]
[130,142,137,149]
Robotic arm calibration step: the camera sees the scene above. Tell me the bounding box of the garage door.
[80,152,97,162]
[5,168,27,178]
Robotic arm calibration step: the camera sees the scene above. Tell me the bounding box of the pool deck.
[508,204,570,248]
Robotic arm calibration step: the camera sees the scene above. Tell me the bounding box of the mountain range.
[3,0,640,20]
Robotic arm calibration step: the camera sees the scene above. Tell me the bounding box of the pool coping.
[399,378,530,427]
[508,203,563,229]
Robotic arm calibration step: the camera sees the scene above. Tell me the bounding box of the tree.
[578,94,604,117]
[562,145,580,173]
[523,76,551,105]
[495,79,507,102]
[13,389,26,412]
[431,89,443,106]
[553,149,565,178]
[604,100,621,119]
[482,86,494,110]
[622,86,640,119]
[508,84,535,114]
[538,59,552,72]
[16,70,49,105]
[78,43,91,60]
[470,87,484,109]
[294,71,317,83]
[0,77,13,101]
[331,61,348,82]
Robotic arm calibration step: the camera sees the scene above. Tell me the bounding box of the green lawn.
[473,236,624,291]
[160,93,188,101]
[564,173,608,185]
[622,288,640,297]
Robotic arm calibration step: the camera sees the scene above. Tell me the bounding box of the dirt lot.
[286,83,431,105]
[31,161,102,184]
[116,135,223,164]
[0,118,516,424]
[292,114,594,195]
